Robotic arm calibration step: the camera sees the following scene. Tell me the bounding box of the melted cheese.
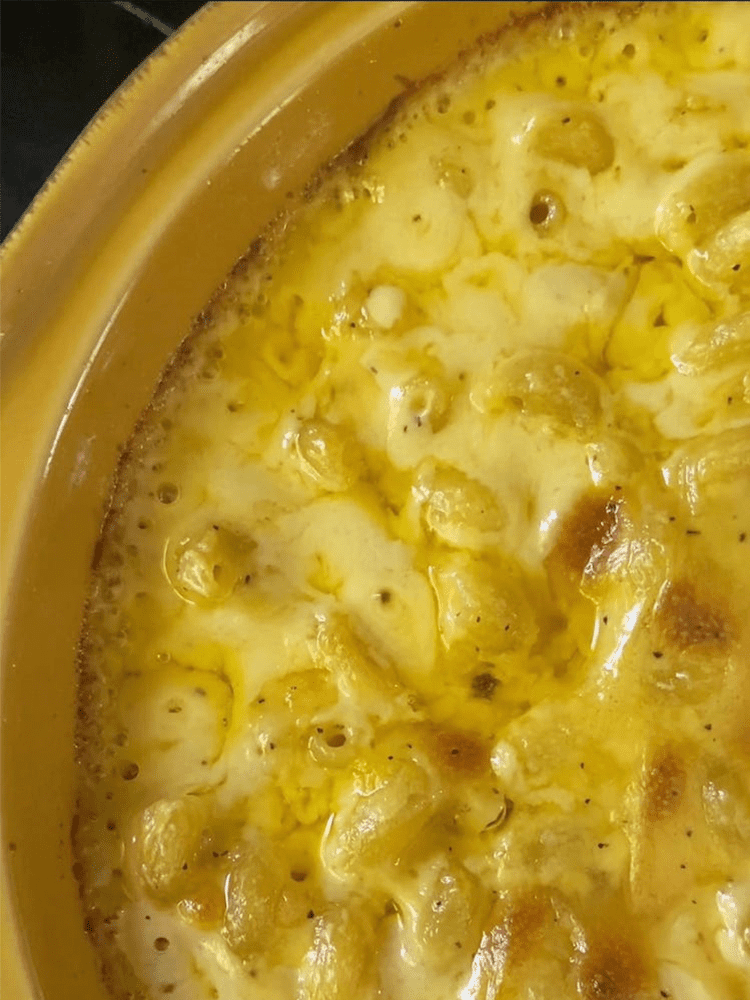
[75,4,750,999]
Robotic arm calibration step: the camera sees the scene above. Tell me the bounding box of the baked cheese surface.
[75,4,750,998]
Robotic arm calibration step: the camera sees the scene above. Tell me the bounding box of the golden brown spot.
[643,745,686,822]
[550,492,621,579]
[656,580,730,650]
[578,933,647,1000]
[428,729,490,777]
[504,891,550,965]
[471,671,499,700]
[476,889,556,979]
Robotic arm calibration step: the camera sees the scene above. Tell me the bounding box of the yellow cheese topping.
[75,4,750,999]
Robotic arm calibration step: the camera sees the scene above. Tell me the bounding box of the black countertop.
[1,0,206,241]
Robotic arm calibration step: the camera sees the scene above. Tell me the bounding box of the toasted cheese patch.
[656,579,733,652]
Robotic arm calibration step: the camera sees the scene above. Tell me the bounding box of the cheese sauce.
[75,4,750,999]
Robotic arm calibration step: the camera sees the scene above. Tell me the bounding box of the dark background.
[1,0,206,241]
